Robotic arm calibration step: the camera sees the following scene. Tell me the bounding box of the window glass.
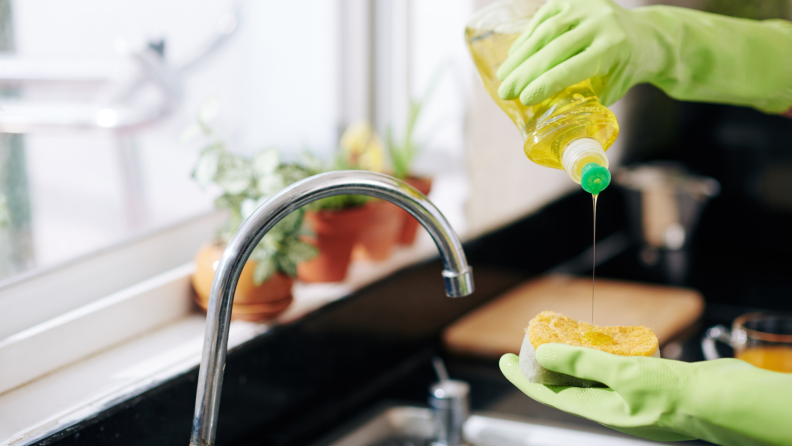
[0,0,339,281]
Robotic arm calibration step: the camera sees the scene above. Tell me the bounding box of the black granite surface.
[34,165,792,445]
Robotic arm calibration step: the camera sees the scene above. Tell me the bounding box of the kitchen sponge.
[520,311,659,387]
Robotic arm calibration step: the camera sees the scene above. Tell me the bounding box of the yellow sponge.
[528,310,658,356]
[520,311,659,387]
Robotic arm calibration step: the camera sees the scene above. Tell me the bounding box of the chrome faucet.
[189,171,475,446]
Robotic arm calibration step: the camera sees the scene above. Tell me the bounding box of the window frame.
[0,210,225,394]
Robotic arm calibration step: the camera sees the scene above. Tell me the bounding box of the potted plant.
[386,64,448,246]
[295,150,372,282]
[185,101,317,321]
[334,122,404,262]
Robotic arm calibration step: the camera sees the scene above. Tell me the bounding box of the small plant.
[184,99,318,285]
[386,62,450,179]
[300,161,367,211]
[300,121,388,212]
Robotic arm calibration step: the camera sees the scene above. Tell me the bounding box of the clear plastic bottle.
[466,0,618,194]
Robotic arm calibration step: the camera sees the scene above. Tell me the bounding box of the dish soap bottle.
[466,0,618,195]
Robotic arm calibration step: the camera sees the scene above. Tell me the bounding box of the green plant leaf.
[286,239,318,264]
[386,126,407,179]
[214,193,243,211]
[240,198,259,220]
[276,210,303,233]
[307,194,368,211]
[278,164,312,185]
[215,155,253,195]
[259,231,282,253]
[253,148,280,177]
[300,151,326,174]
[193,150,220,188]
[278,257,298,278]
[252,256,277,285]
[257,175,285,197]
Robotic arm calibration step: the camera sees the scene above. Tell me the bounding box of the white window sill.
[0,234,441,446]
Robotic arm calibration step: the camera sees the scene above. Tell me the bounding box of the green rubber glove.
[496,0,792,114]
[500,344,792,446]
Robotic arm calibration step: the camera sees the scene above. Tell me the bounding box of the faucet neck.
[190,171,474,446]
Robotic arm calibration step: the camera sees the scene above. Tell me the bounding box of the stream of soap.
[585,194,614,346]
[592,194,598,325]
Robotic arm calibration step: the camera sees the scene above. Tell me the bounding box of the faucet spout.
[189,171,473,446]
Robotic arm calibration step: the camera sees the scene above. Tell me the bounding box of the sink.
[316,405,668,446]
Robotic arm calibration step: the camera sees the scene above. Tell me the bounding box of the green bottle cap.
[580,162,611,195]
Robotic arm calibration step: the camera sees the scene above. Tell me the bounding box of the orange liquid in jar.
[736,347,792,373]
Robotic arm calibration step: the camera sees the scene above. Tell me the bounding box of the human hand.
[495,0,792,114]
[500,344,792,446]
[496,0,664,107]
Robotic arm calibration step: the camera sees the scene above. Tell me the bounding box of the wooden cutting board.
[443,275,704,358]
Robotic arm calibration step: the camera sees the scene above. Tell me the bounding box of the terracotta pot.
[397,177,433,245]
[194,294,293,322]
[297,205,371,282]
[192,243,294,321]
[353,199,403,261]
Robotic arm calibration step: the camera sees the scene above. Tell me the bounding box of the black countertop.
[35,183,790,446]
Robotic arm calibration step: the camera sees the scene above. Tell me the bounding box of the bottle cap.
[581,163,611,195]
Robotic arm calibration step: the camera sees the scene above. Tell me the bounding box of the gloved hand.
[500,344,792,446]
[496,0,792,114]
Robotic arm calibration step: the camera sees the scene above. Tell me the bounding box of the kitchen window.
[0,0,343,283]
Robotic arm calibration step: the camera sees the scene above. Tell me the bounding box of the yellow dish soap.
[466,0,618,194]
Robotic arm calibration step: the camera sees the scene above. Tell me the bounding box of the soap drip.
[583,329,613,346]
[592,194,597,325]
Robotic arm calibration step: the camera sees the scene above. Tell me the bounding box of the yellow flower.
[339,121,385,173]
